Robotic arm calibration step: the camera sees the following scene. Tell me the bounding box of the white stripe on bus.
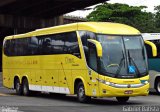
[29,85,70,94]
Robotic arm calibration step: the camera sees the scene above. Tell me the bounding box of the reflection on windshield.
[124,36,147,75]
[97,35,148,78]
[97,35,126,77]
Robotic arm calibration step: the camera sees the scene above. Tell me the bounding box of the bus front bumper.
[99,83,149,97]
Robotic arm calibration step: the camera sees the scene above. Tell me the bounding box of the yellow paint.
[87,39,102,57]
[145,40,157,57]
[3,22,149,98]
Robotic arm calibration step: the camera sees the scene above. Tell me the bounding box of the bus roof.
[5,22,140,39]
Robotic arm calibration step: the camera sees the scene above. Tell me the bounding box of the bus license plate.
[124,90,133,94]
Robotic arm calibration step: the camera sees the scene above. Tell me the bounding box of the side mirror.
[145,40,157,57]
[87,39,102,57]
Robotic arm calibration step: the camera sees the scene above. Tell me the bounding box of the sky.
[66,0,160,18]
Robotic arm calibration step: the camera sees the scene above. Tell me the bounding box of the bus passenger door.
[87,44,100,97]
[87,69,99,97]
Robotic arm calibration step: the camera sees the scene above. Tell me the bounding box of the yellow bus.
[3,22,150,103]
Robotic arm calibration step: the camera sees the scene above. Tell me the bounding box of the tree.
[154,5,160,32]
[86,3,157,33]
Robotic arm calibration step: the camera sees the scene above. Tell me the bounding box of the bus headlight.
[97,78,148,88]
[143,80,149,84]
[141,80,149,84]
[96,78,114,86]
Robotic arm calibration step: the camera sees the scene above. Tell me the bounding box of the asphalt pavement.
[0,72,160,112]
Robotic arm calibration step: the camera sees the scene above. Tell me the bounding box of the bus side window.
[88,43,97,71]
[4,39,25,56]
[79,31,96,63]
[3,40,10,56]
[65,32,81,58]
[79,31,96,47]
[53,34,65,54]
[41,37,52,54]
[10,39,16,56]
[4,40,8,56]
[28,37,39,55]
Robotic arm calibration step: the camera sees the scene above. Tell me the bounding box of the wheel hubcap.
[16,83,20,91]
[79,87,85,98]
[23,84,27,94]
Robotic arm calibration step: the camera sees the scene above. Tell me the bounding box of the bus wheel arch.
[74,78,82,94]
[14,76,22,95]
[155,76,160,94]
[74,78,91,103]
[22,76,28,83]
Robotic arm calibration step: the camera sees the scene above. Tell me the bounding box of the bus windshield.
[97,35,148,78]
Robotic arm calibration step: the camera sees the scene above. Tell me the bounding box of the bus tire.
[155,78,160,94]
[22,78,30,96]
[116,97,129,103]
[77,82,91,103]
[15,78,23,95]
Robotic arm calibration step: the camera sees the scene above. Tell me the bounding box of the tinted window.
[65,32,80,57]
[79,31,96,47]
[15,38,23,56]
[4,40,11,56]
[4,39,16,56]
[79,31,96,61]
[4,32,80,58]
[40,36,53,54]
[28,37,39,55]
[53,34,65,54]
[38,32,80,57]
[88,44,97,71]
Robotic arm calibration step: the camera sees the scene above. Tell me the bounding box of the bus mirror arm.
[87,39,102,57]
[145,40,157,57]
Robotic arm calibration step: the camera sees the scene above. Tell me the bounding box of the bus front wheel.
[116,97,129,103]
[15,78,23,95]
[77,82,91,103]
[22,78,30,96]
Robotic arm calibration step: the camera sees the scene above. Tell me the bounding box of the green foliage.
[86,3,160,33]
[155,5,160,31]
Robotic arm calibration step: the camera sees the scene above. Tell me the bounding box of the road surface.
[0,73,159,112]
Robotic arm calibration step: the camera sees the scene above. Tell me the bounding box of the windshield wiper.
[128,50,140,78]
[115,51,125,78]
